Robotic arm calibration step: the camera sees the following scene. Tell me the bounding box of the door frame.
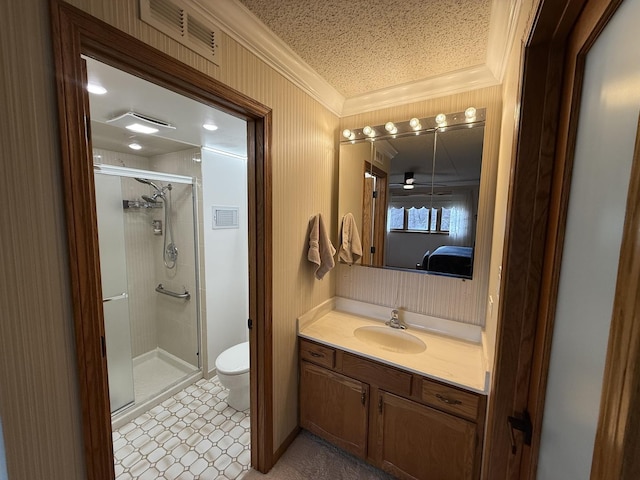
[484,0,639,478]
[49,1,273,478]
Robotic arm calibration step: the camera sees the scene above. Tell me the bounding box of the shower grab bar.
[155,283,191,300]
[102,293,128,303]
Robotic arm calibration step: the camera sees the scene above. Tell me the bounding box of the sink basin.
[354,326,426,353]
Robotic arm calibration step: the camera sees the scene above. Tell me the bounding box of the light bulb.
[465,107,477,120]
[403,184,414,190]
[342,129,352,139]
[435,113,446,125]
[409,118,421,129]
[87,83,107,95]
[363,126,375,137]
[126,123,159,134]
[385,122,396,132]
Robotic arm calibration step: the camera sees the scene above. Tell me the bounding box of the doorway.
[50,2,273,478]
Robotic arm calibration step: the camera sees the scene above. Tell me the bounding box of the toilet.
[215,341,250,411]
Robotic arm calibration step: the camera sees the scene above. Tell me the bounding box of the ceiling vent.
[140,0,219,65]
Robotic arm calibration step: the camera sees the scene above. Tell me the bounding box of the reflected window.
[440,207,451,232]
[389,204,456,234]
[407,207,429,230]
[389,207,404,230]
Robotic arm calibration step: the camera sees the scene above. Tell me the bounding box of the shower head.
[141,194,159,203]
[135,177,162,192]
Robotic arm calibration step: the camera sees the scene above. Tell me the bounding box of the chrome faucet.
[386,309,407,329]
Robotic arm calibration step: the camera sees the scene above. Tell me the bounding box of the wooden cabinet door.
[300,361,369,458]
[376,391,476,480]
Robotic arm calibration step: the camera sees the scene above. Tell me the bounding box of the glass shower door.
[94,173,135,413]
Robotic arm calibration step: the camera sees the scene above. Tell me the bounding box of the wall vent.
[140,0,219,65]
[187,14,216,56]
[212,206,239,229]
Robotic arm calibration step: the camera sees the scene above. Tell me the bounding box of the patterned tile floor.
[113,376,251,479]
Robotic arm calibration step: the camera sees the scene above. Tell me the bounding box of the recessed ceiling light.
[203,123,218,131]
[128,143,142,150]
[126,123,159,134]
[87,83,107,95]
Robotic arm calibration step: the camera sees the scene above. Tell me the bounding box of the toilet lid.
[215,341,249,375]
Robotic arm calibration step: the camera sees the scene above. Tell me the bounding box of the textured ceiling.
[238,0,493,98]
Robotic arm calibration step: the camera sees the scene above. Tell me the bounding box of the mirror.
[338,109,485,279]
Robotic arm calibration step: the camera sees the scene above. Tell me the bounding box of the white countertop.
[298,298,489,393]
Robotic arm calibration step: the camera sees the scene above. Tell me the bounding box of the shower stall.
[93,164,201,425]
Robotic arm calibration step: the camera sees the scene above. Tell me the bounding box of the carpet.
[241,430,395,479]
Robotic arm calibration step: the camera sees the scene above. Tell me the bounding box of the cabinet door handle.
[361,391,366,405]
[309,352,323,358]
[436,393,462,406]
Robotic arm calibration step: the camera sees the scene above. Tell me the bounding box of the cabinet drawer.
[342,353,412,396]
[300,339,335,368]
[421,379,479,421]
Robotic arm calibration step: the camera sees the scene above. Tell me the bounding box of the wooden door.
[376,391,476,480]
[483,1,640,479]
[299,361,369,458]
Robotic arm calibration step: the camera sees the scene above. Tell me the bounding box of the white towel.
[307,214,336,280]
[338,213,363,265]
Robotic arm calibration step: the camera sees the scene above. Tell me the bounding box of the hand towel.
[307,214,336,280]
[338,213,363,265]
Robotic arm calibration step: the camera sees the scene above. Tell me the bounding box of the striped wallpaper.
[1,1,522,478]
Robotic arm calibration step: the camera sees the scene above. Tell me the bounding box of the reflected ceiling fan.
[389,172,431,190]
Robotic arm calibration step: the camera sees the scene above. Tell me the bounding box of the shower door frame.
[50,1,273,478]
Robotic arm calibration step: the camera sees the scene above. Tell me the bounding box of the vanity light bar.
[340,107,486,143]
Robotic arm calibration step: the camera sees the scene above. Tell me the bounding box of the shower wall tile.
[94,148,150,170]
[94,150,158,357]
[151,150,201,367]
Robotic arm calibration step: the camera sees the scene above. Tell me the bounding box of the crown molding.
[188,0,512,117]
[486,0,524,82]
[341,66,500,117]
[189,0,345,116]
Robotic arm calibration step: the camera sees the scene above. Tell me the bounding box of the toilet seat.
[215,341,249,375]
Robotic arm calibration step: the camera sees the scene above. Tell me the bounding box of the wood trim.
[524,1,622,478]
[483,0,624,479]
[49,4,114,478]
[363,161,387,267]
[590,116,640,480]
[482,6,574,474]
[49,0,273,477]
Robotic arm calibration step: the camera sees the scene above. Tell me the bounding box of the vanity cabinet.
[299,338,486,480]
[299,362,369,458]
